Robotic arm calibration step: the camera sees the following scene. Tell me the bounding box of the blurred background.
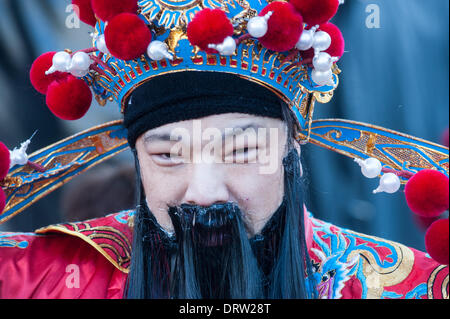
[0,0,448,252]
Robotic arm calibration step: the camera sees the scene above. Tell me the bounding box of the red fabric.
[307,216,449,299]
[383,247,448,299]
[0,232,126,298]
[0,211,447,299]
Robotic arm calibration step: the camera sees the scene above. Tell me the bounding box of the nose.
[183,163,229,207]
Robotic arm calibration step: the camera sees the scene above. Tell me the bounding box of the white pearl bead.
[313,52,335,72]
[247,12,272,38]
[358,157,382,178]
[373,173,401,194]
[69,68,90,77]
[312,31,332,52]
[247,16,268,38]
[96,34,109,54]
[70,52,92,72]
[296,29,315,51]
[311,68,334,86]
[46,51,71,74]
[147,41,173,61]
[208,36,236,55]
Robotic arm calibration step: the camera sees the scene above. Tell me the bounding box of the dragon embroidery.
[311,248,358,299]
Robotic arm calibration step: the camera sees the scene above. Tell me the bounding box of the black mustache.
[168,202,242,247]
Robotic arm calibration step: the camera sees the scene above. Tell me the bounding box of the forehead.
[142,113,286,138]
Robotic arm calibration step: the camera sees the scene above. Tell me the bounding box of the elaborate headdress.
[0,0,448,264]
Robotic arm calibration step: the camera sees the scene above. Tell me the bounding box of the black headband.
[123,71,284,148]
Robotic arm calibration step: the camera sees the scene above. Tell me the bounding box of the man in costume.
[0,0,448,299]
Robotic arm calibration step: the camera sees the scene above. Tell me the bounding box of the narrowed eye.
[230,146,259,164]
[233,147,249,155]
[152,152,184,166]
[160,153,171,159]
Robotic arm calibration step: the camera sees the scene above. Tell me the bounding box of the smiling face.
[134,112,290,236]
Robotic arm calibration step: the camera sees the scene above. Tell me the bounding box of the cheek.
[225,163,284,233]
[138,155,189,231]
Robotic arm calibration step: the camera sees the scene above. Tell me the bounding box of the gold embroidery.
[36,223,131,274]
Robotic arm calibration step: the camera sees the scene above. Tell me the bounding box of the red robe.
[0,210,447,299]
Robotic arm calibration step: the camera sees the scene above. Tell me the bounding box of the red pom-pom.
[259,2,304,52]
[0,142,10,181]
[46,75,92,120]
[0,188,6,213]
[91,0,138,22]
[187,8,234,54]
[30,52,69,94]
[290,0,339,26]
[105,13,152,61]
[425,219,449,264]
[405,169,449,217]
[72,0,97,27]
[318,22,345,58]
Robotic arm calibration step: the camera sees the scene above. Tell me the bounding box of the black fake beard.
[167,202,266,299]
[125,148,317,299]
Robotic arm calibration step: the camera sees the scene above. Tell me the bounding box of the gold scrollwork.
[313,91,334,104]
[345,229,415,299]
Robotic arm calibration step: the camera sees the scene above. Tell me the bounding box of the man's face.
[135,113,289,236]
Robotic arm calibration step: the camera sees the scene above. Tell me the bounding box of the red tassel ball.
[46,75,92,120]
[318,22,345,58]
[290,0,339,26]
[0,188,6,213]
[30,52,69,94]
[0,142,10,181]
[91,0,138,22]
[187,8,234,54]
[425,218,449,265]
[259,2,304,52]
[405,169,449,217]
[72,0,97,27]
[105,13,152,61]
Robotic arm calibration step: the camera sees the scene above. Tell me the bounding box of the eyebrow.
[143,132,180,143]
[143,122,266,144]
[222,123,266,143]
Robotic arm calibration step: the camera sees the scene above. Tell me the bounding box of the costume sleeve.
[382,247,448,299]
[0,231,127,299]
